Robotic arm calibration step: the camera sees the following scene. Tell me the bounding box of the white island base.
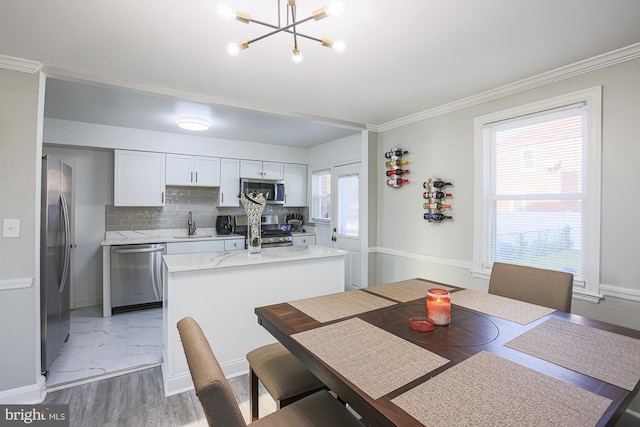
[161,245,346,396]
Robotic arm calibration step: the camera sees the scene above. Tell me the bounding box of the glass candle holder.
[426,288,451,326]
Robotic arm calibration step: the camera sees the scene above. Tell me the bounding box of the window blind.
[484,104,587,281]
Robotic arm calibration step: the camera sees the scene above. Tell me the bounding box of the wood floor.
[43,366,275,427]
[43,365,640,427]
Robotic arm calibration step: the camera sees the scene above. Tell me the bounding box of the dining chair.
[488,262,573,312]
[246,342,326,421]
[177,317,363,427]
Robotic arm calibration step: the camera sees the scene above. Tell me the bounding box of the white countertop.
[102,228,243,246]
[163,245,347,273]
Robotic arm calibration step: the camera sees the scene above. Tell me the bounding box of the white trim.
[378,42,640,132]
[0,54,42,73]
[572,288,603,304]
[0,277,34,291]
[372,247,473,270]
[0,375,46,404]
[600,284,640,303]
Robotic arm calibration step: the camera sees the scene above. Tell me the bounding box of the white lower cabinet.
[166,240,224,254]
[293,235,316,246]
[224,238,244,250]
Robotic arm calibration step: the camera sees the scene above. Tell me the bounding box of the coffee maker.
[215,215,233,234]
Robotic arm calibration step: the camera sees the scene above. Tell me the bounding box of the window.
[311,169,331,222]
[473,87,601,294]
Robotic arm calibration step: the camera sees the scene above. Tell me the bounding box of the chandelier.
[218,0,346,63]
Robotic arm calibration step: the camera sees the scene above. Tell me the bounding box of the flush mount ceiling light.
[218,0,346,64]
[176,117,211,131]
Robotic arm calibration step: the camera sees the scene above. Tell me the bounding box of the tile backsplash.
[106,186,307,231]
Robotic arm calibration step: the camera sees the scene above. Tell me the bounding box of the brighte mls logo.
[1,405,68,426]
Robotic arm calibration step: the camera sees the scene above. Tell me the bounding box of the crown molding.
[0,54,42,74]
[378,42,640,132]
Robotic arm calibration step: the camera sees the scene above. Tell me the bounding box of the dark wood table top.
[255,286,640,427]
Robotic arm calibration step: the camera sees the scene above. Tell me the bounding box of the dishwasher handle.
[112,246,166,254]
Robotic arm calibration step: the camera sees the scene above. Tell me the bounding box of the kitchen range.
[231,215,293,248]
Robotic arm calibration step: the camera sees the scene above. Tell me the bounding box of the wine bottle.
[384,148,409,159]
[423,191,452,199]
[423,179,453,189]
[385,169,410,177]
[424,213,453,221]
[431,180,452,188]
[385,159,409,168]
[387,178,409,187]
[423,202,452,210]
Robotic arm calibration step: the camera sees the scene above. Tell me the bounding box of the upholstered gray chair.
[488,262,574,312]
[246,342,326,421]
[177,317,362,427]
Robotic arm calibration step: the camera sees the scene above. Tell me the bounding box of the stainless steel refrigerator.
[41,155,73,376]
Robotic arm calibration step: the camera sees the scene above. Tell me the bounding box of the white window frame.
[311,169,332,223]
[472,86,602,297]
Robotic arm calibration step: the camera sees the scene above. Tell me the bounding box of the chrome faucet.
[188,211,196,236]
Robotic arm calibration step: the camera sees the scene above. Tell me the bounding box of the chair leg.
[250,367,259,421]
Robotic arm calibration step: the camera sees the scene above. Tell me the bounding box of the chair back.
[488,262,573,312]
[177,317,246,427]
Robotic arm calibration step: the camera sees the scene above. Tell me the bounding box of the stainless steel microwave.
[240,178,285,204]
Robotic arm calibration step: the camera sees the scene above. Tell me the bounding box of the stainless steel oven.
[234,215,293,247]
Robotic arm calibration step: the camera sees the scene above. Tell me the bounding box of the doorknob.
[331,235,337,242]
[333,228,337,232]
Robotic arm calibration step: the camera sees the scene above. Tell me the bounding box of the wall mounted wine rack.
[423,178,453,222]
[384,147,409,188]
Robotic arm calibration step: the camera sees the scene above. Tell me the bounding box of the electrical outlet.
[2,219,20,238]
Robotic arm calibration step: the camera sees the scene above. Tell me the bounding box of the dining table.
[254,278,640,427]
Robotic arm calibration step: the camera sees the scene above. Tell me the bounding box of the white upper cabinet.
[114,150,166,206]
[166,154,220,187]
[240,160,284,180]
[283,163,307,206]
[219,158,240,207]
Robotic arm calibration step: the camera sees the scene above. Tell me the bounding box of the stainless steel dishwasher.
[110,243,166,313]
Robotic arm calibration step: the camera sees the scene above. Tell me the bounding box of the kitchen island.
[161,245,347,396]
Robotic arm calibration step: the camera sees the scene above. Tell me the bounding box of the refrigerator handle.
[60,192,71,294]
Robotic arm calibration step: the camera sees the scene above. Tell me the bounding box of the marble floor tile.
[46,305,162,388]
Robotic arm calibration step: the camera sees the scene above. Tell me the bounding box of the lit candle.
[427,288,451,326]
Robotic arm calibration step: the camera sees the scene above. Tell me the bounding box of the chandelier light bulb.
[291,47,303,63]
[218,4,236,20]
[333,39,346,53]
[226,42,240,56]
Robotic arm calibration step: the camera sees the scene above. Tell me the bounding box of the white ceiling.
[2,0,640,147]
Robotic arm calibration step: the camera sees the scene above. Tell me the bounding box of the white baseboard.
[162,357,248,397]
[0,375,46,404]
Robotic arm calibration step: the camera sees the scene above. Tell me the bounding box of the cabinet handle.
[191,171,193,183]
[221,193,224,203]
[162,191,165,204]
[195,171,198,183]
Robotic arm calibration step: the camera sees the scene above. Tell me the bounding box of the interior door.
[331,162,361,291]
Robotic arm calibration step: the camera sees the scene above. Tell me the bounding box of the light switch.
[3,219,20,238]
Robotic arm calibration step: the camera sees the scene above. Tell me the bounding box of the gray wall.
[375,57,640,331]
[0,68,41,394]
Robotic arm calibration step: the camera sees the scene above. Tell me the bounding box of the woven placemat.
[366,279,455,302]
[506,317,640,391]
[288,290,396,323]
[451,289,554,324]
[292,317,450,399]
[392,351,611,427]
